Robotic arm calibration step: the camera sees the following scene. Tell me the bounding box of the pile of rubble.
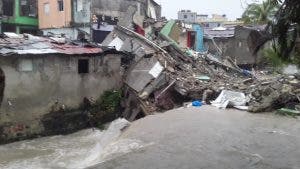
[248,75,300,113]
[102,25,300,120]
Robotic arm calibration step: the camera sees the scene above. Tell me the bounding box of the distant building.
[178,10,197,23]
[211,14,228,22]
[196,14,208,22]
[38,0,91,40]
[198,14,227,29]
[1,0,38,34]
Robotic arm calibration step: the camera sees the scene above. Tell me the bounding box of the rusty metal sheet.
[0,35,103,55]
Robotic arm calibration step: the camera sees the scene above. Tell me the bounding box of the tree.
[271,0,300,62]
[242,0,279,25]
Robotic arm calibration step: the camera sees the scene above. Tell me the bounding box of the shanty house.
[204,25,268,66]
[0,33,123,143]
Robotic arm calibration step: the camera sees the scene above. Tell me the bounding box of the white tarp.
[109,37,124,51]
[149,62,164,78]
[211,90,247,109]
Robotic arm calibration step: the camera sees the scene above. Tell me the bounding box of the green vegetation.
[97,90,122,114]
[242,0,300,66]
[271,0,300,64]
[276,108,300,118]
[263,45,300,70]
[242,0,279,24]
[263,47,286,69]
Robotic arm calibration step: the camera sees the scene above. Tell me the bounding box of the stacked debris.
[102,23,300,120]
[248,75,300,113]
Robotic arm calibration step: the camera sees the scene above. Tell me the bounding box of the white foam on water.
[0,118,149,169]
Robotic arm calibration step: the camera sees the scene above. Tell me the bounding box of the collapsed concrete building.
[0,33,124,144]
[100,19,300,120]
[0,5,299,144]
[92,0,161,28]
[91,0,161,43]
[204,25,271,67]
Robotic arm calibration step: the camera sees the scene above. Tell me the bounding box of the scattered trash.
[211,90,246,109]
[192,100,202,107]
[183,102,193,108]
[195,75,211,81]
[277,108,300,117]
[234,106,249,111]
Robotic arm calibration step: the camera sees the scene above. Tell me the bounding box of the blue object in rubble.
[192,100,202,107]
[242,69,252,76]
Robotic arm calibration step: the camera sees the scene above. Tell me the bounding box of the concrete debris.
[102,23,300,120]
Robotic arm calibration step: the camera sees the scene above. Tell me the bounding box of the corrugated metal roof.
[0,33,103,56]
[204,28,235,38]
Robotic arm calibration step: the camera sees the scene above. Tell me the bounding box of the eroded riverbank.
[0,119,149,169]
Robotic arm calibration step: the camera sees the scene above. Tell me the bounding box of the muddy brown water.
[1,106,300,169]
[92,106,300,169]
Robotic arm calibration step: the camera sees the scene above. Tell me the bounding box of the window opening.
[78,59,89,74]
[58,0,64,11]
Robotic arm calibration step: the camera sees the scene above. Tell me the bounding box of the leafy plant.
[263,46,286,69]
[271,0,300,64]
[242,0,279,25]
[97,90,122,114]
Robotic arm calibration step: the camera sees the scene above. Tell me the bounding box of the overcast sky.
[157,0,263,20]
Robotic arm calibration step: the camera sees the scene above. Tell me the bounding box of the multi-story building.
[38,0,160,42]
[1,0,38,34]
[211,14,228,22]
[198,14,228,29]
[38,0,91,40]
[196,14,208,22]
[178,10,197,23]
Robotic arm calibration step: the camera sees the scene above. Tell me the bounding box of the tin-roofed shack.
[0,33,123,144]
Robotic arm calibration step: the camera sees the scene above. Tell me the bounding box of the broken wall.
[41,27,90,40]
[102,27,157,57]
[205,27,261,65]
[204,37,233,56]
[92,0,148,29]
[225,26,257,65]
[178,31,188,49]
[0,53,122,143]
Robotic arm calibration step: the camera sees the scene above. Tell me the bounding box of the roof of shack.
[0,33,103,56]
